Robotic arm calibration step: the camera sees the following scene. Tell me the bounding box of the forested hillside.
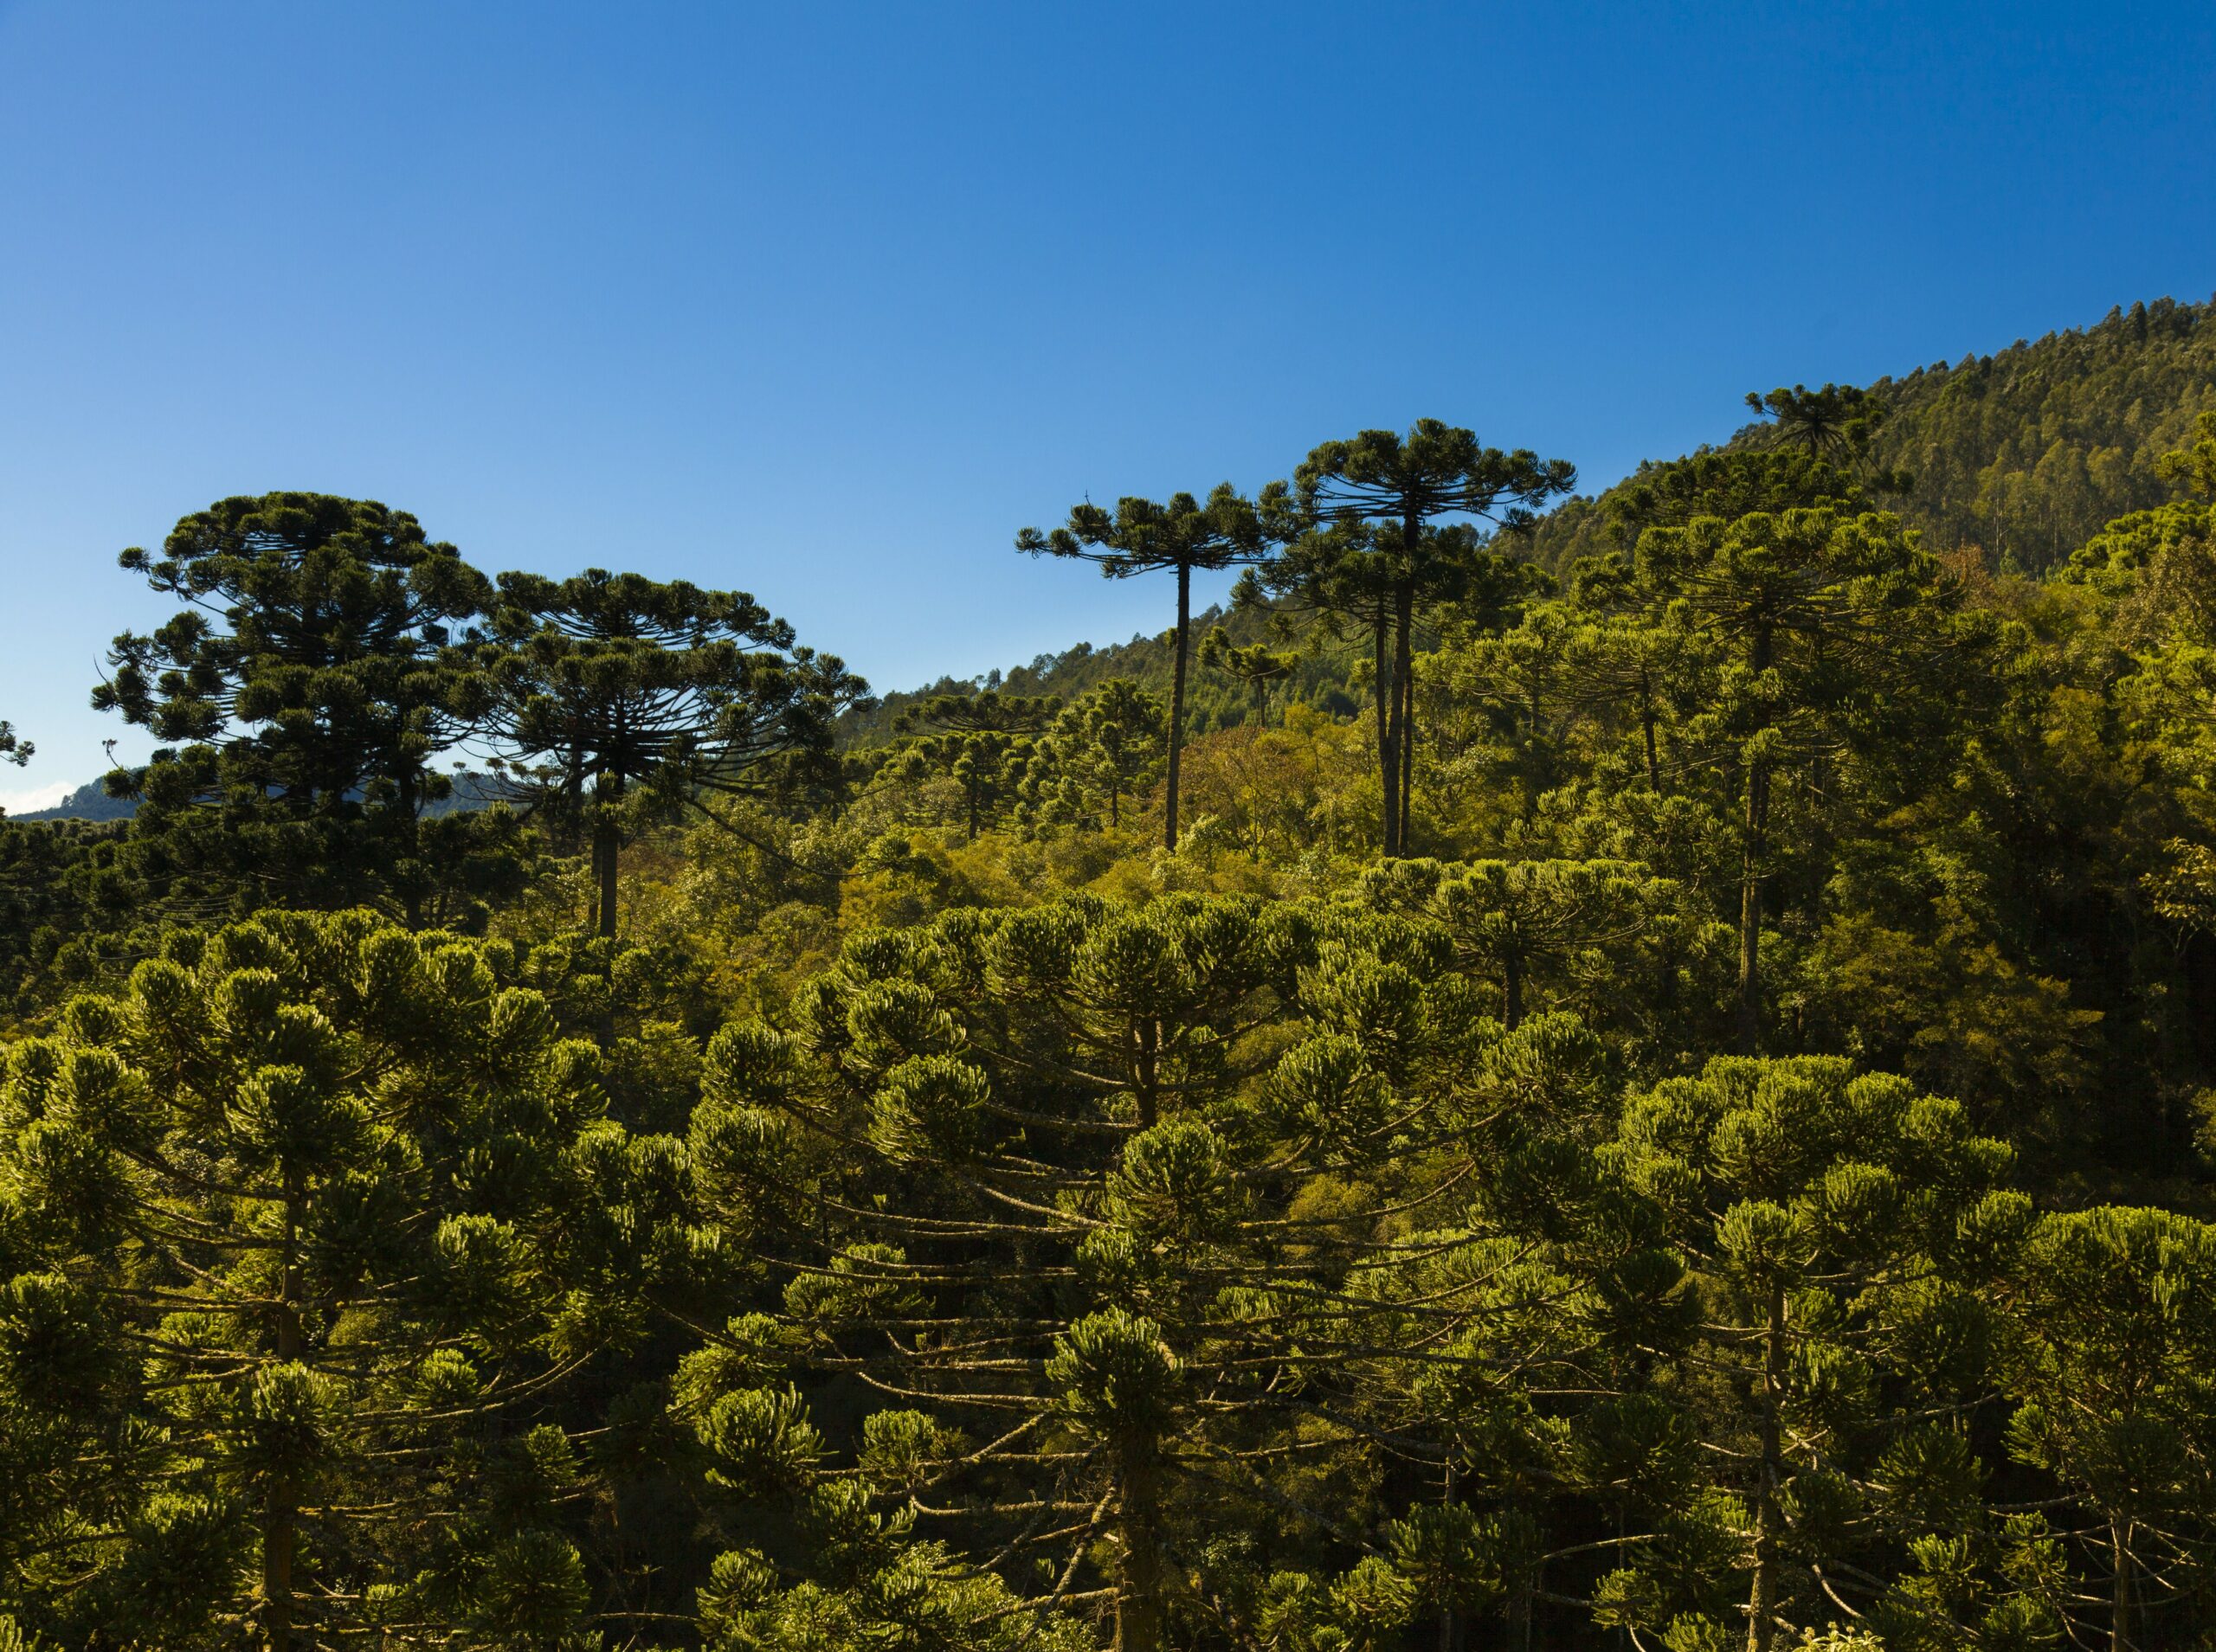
[1533,292,2216,575]
[6,354,2216,1650]
[844,600,1363,749]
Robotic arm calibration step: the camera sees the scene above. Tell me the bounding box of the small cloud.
[0,781,74,814]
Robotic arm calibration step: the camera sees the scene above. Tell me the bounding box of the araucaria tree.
[1272,422,1575,855]
[886,688,1059,839]
[0,910,635,1649]
[1632,507,1998,1051]
[1025,678,1166,830]
[1017,485,1272,849]
[1199,624,1297,719]
[93,492,494,920]
[473,569,862,935]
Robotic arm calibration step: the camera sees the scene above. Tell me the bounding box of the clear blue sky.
[3,0,2213,807]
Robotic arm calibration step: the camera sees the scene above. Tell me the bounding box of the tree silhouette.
[473,569,861,936]
[1018,485,1272,849]
[93,492,493,920]
[1281,422,1573,854]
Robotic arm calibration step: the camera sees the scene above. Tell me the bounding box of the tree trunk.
[1504,951,1524,1031]
[1437,1458,1459,1652]
[1134,1019,1160,1131]
[2111,1517,2133,1652]
[1400,646,1416,848]
[1745,1284,1786,1652]
[1117,1450,1163,1652]
[1387,560,1416,858]
[1375,610,1399,857]
[1736,755,1769,1056]
[1736,624,1775,1056]
[263,1169,304,1652]
[1166,562,1190,852]
[1639,672,1661,792]
[396,764,423,930]
[596,819,620,941]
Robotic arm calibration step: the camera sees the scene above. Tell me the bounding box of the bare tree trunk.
[263,1169,304,1652]
[396,765,423,930]
[596,813,620,940]
[1166,562,1190,852]
[2111,1518,2134,1652]
[1736,755,1769,1057]
[1375,611,1399,857]
[1736,625,1775,1056]
[1745,1284,1786,1652]
[1117,1450,1163,1652]
[1436,1458,1459,1652]
[1399,648,1416,848]
[1639,671,1661,792]
[1134,1019,1160,1132]
[1388,569,1415,858]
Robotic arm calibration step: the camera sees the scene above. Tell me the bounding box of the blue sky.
[3,0,2213,807]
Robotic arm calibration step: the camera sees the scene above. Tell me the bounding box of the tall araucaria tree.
[1017,484,1273,850]
[471,569,865,937]
[1275,423,1574,855]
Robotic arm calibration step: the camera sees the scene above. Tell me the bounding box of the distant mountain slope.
[16,781,133,823]
[14,772,516,823]
[1530,292,2216,574]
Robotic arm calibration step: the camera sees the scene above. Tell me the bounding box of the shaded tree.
[0,910,651,1649]
[2004,1207,2216,1651]
[1633,508,1999,1051]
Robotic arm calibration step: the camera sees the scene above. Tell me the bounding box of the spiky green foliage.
[93,492,519,925]
[0,910,663,1647]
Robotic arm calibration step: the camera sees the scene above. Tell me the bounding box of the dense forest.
[4,301,2216,1652]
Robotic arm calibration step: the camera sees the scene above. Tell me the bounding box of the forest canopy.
[3,304,2216,1652]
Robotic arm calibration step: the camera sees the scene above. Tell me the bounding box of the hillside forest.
[3,297,2216,1652]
